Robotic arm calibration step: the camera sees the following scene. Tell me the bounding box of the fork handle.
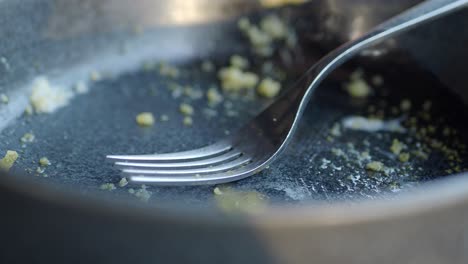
[259,0,468,145]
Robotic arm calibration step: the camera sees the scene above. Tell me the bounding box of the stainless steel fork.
[107,0,467,186]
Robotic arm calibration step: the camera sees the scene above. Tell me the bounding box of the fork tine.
[106,142,231,161]
[128,163,259,186]
[122,156,251,175]
[114,151,242,169]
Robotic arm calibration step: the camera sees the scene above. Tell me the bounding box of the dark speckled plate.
[1,4,468,208]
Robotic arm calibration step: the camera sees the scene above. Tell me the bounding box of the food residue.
[230,55,250,70]
[218,66,259,92]
[366,161,384,172]
[179,103,194,116]
[206,87,223,105]
[134,185,152,202]
[257,78,281,98]
[0,150,18,171]
[39,157,51,166]
[100,183,116,191]
[213,186,267,213]
[29,77,73,114]
[118,177,129,187]
[344,70,372,99]
[183,116,193,126]
[390,139,405,155]
[20,132,35,143]
[136,112,155,127]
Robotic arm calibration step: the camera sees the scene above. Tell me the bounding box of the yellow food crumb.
[0,150,18,171]
[30,77,73,114]
[366,161,384,172]
[183,116,193,126]
[136,112,155,127]
[214,186,267,214]
[179,103,194,116]
[399,153,410,162]
[390,139,405,155]
[20,133,35,143]
[345,72,371,98]
[260,15,288,39]
[218,67,259,92]
[400,99,412,111]
[230,55,249,69]
[245,26,273,48]
[260,0,305,7]
[206,87,223,105]
[257,78,281,98]
[39,157,51,166]
[100,183,116,191]
[118,177,129,187]
[0,94,8,104]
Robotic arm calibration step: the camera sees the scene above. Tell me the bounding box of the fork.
[107,0,467,186]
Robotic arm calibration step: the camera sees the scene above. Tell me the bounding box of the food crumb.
[179,103,194,116]
[213,186,267,213]
[390,139,405,155]
[257,78,281,98]
[36,167,46,174]
[20,132,35,143]
[207,87,223,105]
[158,62,180,78]
[100,183,116,191]
[230,55,250,69]
[213,187,223,195]
[398,152,410,162]
[260,14,288,40]
[118,177,129,187]
[39,157,51,167]
[0,94,8,104]
[0,150,18,171]
[330,123,342,137]
[128,188,135,194]
[345,71,371,98]
[30,77,73,114]
[218,67,259,92]
[366,161,384,172]
[183,116,193,126]
[134,185,152,202]
[136,112,155,127]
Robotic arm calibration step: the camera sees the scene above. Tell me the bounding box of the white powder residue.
[341,116,406,133]
[30,76,73,114]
